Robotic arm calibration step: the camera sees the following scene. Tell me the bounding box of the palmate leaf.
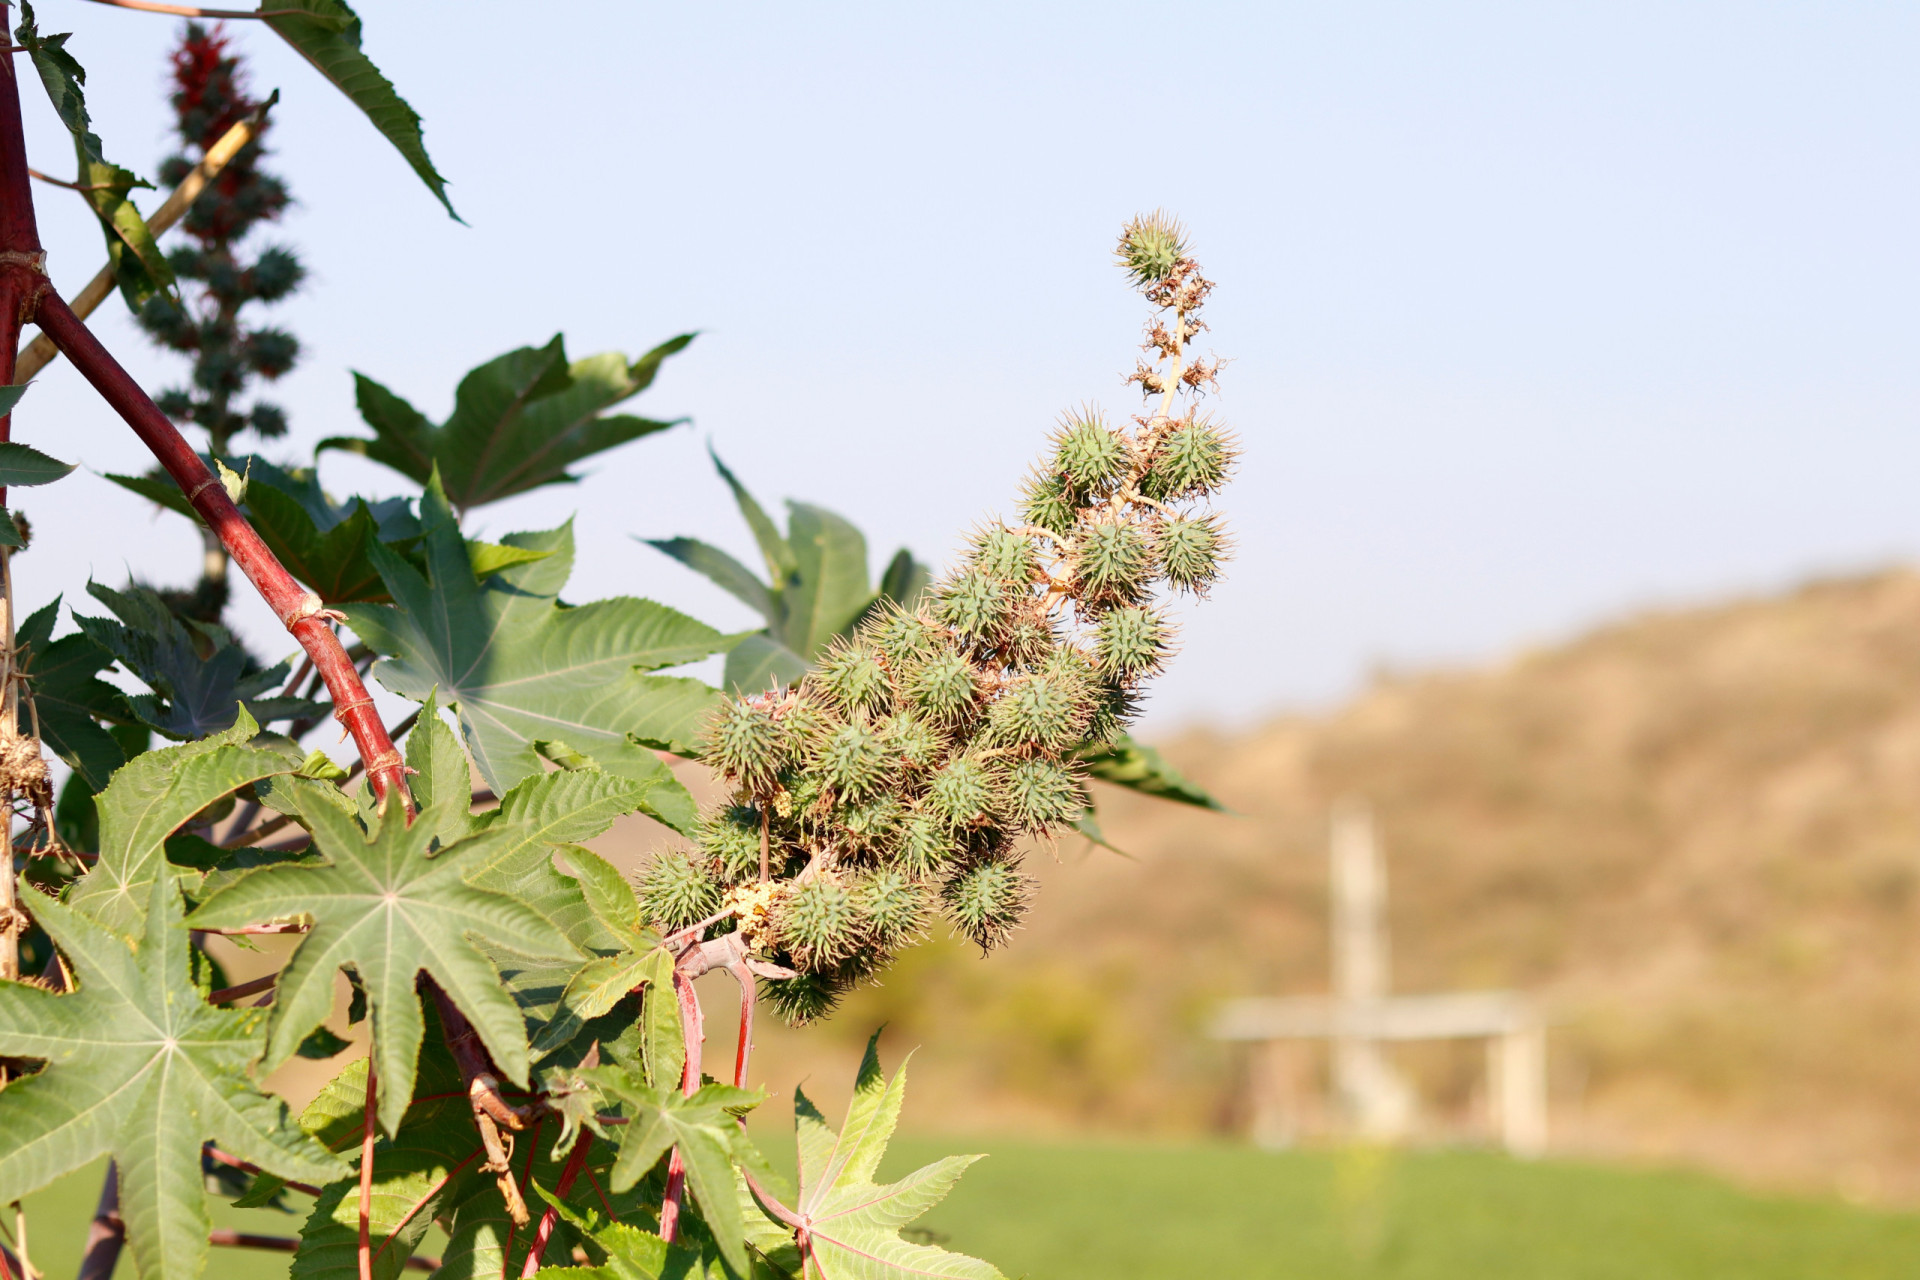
[522,1186,744,1280]
[74,581,320,738]
[780,1032,1004,1280]
[528,846,672,1059]
[186,793,579,1134]
[0,875,347,1280]
[321,333,693,513]
[14,597,132,791]
[66,705,295,939]
[343,474,737,790]
[259,0,458,219]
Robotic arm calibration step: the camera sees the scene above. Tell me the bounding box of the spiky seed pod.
[971,525,1041,583]
[1001,613,1058,669]
[1050,415,1128,493]
[1155,514,1226,594]
[1018,471,1080,538]
[935,568,1014,644]
[926,756,997,828]
[637,850,722,931]
[881,714,943,771]
[1081,677,1140,749]
[813,721,894,801]
[1094,605,1170,682]
[836,792,905,854]
[760,969,850,1026]
[943,861,1032,950]
[1141,416,1234,502]
[1116,210,1187,288]
[1040,643,1100,703]
[776,693,835,761]
[999,758,1085,833]
[775,873,863,970]
[706,698,784,793]
[895,810,961,879]
[853,868,929,951]
[903,649,978,724]
[698,805,765,884]
[1073,518,1153,603]
[814,641,892,716]
[868,607,946,668]
[985,673,1090,753]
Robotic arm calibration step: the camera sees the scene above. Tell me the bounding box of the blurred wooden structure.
[1212,800,1548,1157]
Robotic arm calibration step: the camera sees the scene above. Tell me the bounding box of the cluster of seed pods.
[640,214,1236,1021]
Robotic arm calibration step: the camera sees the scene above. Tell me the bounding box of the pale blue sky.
[12,2,1920,731]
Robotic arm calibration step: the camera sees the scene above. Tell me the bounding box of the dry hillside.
[728,568,1920,1203]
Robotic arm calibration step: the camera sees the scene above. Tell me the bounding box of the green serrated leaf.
[0,876,347,1280]
[185,793,578,1134]
[320,334,692,512]
[103,469,196,519]
[0,439,71,487]
[15,597,132,790]
[405,688,477,849]
[342,475,736,789]
[66,705,294,938]
[644,536,777,626]
[782,502,874,660]
[246,484,392,604]
[722,632,810,698]
[468,538,553,579]
[1076,732,1226,811]
[260,0,458,219]
[783,1031,1005,1280]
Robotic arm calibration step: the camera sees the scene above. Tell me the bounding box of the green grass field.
[17,1142,1920,1278]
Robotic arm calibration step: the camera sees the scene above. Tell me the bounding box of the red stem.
[208,1230,438,1272]
[358,1063,377,1280]
[32,296,412,811]
[657,970,705,1245]
[205,1143,321,1196]
[501,1115,542,1265]
[518,1134,591,1278]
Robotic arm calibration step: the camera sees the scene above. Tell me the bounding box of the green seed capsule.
[813,721,894,800]
[972,525,1040,582]
[1116,211,1187,287]
[1156,514,1225,593]
[706,698,784,792]
[837,792,905,853]
[1141,417,1232,501]
[926,756,996,828]
[698,805,764,883]
[896,811,960,878]
[1000,758,1084,832]
[904,649,978,724]
[761,969,851,1026]
[1018,470,1080,537]
[985,673,1088,752]
[853,868,929,950]
[881,714,943,770]
[637,850,722,931]
[816,642,892,715]
[1082,677,1140,747]
[776,874,862,969]
[943,861,1031,949]
[1051,416,1128,492]
[868,607,946,667]
[1002,616,1057,668]
[1074,519,1152,603]
[936,568,1014,644]
[1094,605,1168,681]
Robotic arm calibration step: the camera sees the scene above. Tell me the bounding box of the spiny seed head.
[853,868,929,950]
[1156,514,1227,594]
[936,568,1014,644]
[881,714,943,770]
[698,805,764,884]
[971,524,1040,582]
[926,755,996,828]
[1040,643,1100,701]
[1141,416,1234,501]
[1001,614,1058,668]
[777,694,835,757]
[1050,414,1128,493]
[1074,518,1152,603]
[761,970,849,1026]
[1095,605,1170,682]
[896,810,960,878]
[1116,210,1188,288]
[815,641,892,716]
[1018,470,1080,538]
[903,649,977,725]
[637,850,722,931]
[1083,677,1140,747]
[837,792,905,853]
[776,874,862,970]
[868,607,947,667]
[813,721,894,800]
[706,698,784,792]
[943,860,1031,950]
[986,673,1089,753]
[1000,758,1085,833]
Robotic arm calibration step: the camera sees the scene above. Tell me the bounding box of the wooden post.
[1329,800,1413,1140]
[1492,1022,1548,1158]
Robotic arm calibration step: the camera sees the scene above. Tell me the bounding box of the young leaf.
[781,1032,1005,1280]
[13,597,132,791]
[0,876,347,1280]
[260,0,459,219]
[0,440,72,487]
[520,1187,736,1280]
[66,705,294,938]
[73,581,320,738]
[581,1066,764,1275]
[185,794,579,1134]
[529,847,671,1058]
[342,476,737,789]
[320,334,693,512]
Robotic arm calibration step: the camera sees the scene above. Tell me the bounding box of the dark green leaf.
[103,470,195,519]
[710,449,796,583]
[246,484,393,603]
[643,536,777,625]
[260,0,458,219]
[0,876,347,1280]
[320,334,692,512]
[0,440,72,487]
[878,547,932,611]
[781,502,874,659]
